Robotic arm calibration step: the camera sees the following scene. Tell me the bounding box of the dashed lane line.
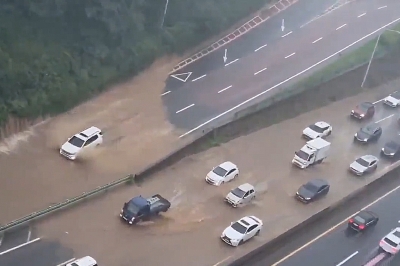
[225,59,239,67]
[0,237,41,256]
[312,37,323,44]
[282,31,293,38]
[255,44,268,52]
[284,52,296,59]
[336,23,347,30]
[375,114,394,124]
[218,85,233,94]
[378,6,387,10]
[254,68,268,76]
[358,13,366,18]
[161,90,171,96]
[176,104,195,114]
[191,74,206,82]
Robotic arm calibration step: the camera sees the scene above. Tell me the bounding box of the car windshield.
[231,222,247,234]
[356,158,370,167]
[309,124,325,133]
[303,182,319,193]
[125,202,140,215]
[359,102,370,111]
[231,187,246,198]
[213,166,227,177]
[361,126,374,135]
[295,150,309,160]
[392,91,400,99]
[354,216,366,224]
[386,141,399,149]
[68,136,85,147]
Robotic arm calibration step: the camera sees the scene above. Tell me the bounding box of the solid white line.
[0,235,3,247]
[358,13,366,18]
[254,68,268,76]
[375,114,394,124]
[336,251,359,266]
[176,104,195,114]
[378,6,387,10]
[282,31,293,38]
[161,91,171,96]
[0,238,40,255]
[373,98,384,104]
[284,52,296,59]
[225,59,239,67]
[255,44,268,52]
[312,37,323,44]
[212,256,232,266]
[336,24,347,30]
[56,258,76,266]
[191,74,206,82]
[271,165,400,266]
[179,17,400,138]
[27,230,31,242]
[218,85,233,93]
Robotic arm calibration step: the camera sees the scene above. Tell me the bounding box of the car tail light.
[359,224,365,230]
[349,219,354,223]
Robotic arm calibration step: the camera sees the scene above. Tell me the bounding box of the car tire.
[256,230,260,236]
[234,174,238,180]
[327,130,332,136]
[239,240,244,245]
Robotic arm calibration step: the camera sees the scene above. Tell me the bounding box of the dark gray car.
[295,179,330,203]
[381,140,400,158]
[354,124,382,143]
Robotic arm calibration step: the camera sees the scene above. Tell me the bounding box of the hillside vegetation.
[0,0,270,125]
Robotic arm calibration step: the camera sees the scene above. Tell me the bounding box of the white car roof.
[238,216,262,227]
[79,126,101,138]
[218,161,237,171]
[360,155,378,163]
[237,183,254,192]
[314,121,330,128]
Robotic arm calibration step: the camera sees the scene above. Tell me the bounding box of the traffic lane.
[0,238,74,266]
[165,7,400,129]
[35,87,400,266]
[166,0,337,90]
[0,225,37,253]
[275,181,400,266]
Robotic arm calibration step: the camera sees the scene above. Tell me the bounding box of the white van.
[66,256,97,266]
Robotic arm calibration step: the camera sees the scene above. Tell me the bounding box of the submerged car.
[384,91,400,107]
[220,216,263,247]
[205,161,239,186]
[381,140,400,158]
[295,179,330,203]
[349,155,378,176]
[351,102,375,120]
[348,210,379,232]
[354,124,382,143]
[302,121,332,140]
[225,183,256,207]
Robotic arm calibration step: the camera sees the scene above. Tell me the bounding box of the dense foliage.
[0,0,270,124]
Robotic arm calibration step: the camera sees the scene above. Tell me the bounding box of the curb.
[227,163,400,266]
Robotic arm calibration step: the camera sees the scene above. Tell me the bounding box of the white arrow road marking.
[223,49,228,63]
[281,19,285,31]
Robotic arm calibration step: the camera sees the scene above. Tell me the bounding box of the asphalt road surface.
[11,85,400,266]
[162,0,400,134]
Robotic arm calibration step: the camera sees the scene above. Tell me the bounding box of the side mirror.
[230,222,233,225]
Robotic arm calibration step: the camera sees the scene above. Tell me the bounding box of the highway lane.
[161,0,400,132]
[27,85,400,266]
[166,0,339,88]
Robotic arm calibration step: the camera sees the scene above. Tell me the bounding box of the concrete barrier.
[227,164,400,266]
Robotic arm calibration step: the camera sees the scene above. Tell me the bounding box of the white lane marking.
[218,85,233,94]
[375,114,394,124]
[56,258,76,266]
[312,37,323,44]
[336,251,359,266]
[0,238,41,255]
[358,13,366,18]
[179,17,400,137]
[27,229,31,242]
[271,164,400,266]
[300,1,351,28]
[176,104,195,114]
[0,235,3,247]
[378,6,387,10]
[284,52,296,59]
[282,31,293,38]
[161,91,171,96]
[225,59,239,67]
[373,98,384,104]
[254,68,268,76]
[336,24,347,30]
[212,256,232,266]
[191,74,206,82]
[255,44,268,52]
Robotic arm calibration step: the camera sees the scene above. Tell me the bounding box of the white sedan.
[302,121,332,140]
[205,161,239,186]
[383,91,400,107]
[221,216,263,246]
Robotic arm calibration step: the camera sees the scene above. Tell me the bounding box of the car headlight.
[354,133,357,137]
[360,114,365,117]
[363,139,368,141]
[231,239,241,243]
[351,110,354,113]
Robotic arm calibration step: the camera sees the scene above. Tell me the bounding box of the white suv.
[380,227,400,254]
[66,256,97,266]
[60,126,103,160]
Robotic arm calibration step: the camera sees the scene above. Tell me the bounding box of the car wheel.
[256,230,260,236]
[239,240,244,245]
[327,130,332,136]
[234,174,238,180]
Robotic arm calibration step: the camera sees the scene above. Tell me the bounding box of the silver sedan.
[349,155,378,176]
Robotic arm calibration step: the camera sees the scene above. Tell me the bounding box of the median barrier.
[228,163,400,266]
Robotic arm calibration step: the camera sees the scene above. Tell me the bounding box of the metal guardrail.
[0,174,134,233]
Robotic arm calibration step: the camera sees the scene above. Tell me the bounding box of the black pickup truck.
[120,194,171,224]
